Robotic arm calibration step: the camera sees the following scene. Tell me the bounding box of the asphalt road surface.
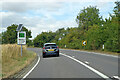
[25,48,119,80]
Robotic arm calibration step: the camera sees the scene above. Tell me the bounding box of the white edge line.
[21,55,40,80]
[60,53,110,79]
[113,76,120,80]
[84,61,89,64]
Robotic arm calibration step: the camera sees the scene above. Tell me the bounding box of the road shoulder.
[6,52,39,79]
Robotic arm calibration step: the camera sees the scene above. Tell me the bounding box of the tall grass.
[2,44,27,62]
[1,44,36,78]
[0,45,2,80]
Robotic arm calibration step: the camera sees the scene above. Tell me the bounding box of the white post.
[103,44,104,50]
[65,45,66,48]
[21,44,22,56]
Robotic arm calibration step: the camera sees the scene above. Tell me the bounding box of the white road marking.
[84,61,89,64]
[72,56,75,57]
[60,53,110,79]
[61,49,118,58]
[21,55,40,80]
[113,76,120,80]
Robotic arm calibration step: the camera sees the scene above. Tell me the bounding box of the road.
[25,48,119,80]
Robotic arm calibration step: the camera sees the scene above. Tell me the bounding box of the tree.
[33,31,56,47]
[2,24,32,45]
[114,1,120,52]
[32,2,119,53]
[113,1,120,17]
[76,6,103,31]
[104,17,119,52]
[86,25,102,50]
[103,1,120,52]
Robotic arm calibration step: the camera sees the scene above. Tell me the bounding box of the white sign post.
[103,44,104,50]
[65,45,66,48]
[16,24,26,56]
[17,31,26,56]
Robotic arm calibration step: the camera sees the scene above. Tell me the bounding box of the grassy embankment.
[1,44,37,78]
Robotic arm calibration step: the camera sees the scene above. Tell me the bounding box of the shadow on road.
[42,55,60,59]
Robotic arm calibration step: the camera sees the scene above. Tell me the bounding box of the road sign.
[16,24,23,31]
[17,31,26,45]
[16,24,26,56]
[82,40,87,46]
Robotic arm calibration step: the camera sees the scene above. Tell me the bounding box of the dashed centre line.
[60,53,111,79]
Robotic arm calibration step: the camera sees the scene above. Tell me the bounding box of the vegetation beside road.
[1,24,32,46]
[0,1,119,55]
[33,1,120,53]
[1,44,36,78]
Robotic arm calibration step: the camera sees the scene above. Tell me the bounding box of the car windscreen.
[45,44,57,47]
[45,44,57,49]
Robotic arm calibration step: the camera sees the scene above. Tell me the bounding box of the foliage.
[1,1,119,53]
[2,44,36,78]
[33,1,119,52]
[76,6,103,31]
[33,31,56,47]
[2,24,32,46]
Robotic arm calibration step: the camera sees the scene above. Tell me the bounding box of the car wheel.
[56,53,59,57]
[43,54,46,58]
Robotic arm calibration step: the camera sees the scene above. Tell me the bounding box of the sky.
[0,0,117,39]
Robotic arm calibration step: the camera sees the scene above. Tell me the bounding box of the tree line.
[1,24,32,46]
[1,1,119,53]
[34,1,120,52]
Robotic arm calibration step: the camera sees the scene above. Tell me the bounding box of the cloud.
[1,11,25,28]
[2,2,63,13]
[1,0,116,2]
[0,27,6,33]
[0,0,116,39]
[29,19,77,39]
[0,9,77,38]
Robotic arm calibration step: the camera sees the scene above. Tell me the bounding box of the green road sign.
[17,31,26,45]
[19,33,25,38]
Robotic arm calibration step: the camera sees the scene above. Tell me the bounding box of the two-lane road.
[25,48,119,79]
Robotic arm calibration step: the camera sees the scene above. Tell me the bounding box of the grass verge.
[1,44,37,78]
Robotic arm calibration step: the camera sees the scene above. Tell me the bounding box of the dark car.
[42,43,59,58]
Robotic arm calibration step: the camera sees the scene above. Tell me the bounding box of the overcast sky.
[0,0,116,39]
